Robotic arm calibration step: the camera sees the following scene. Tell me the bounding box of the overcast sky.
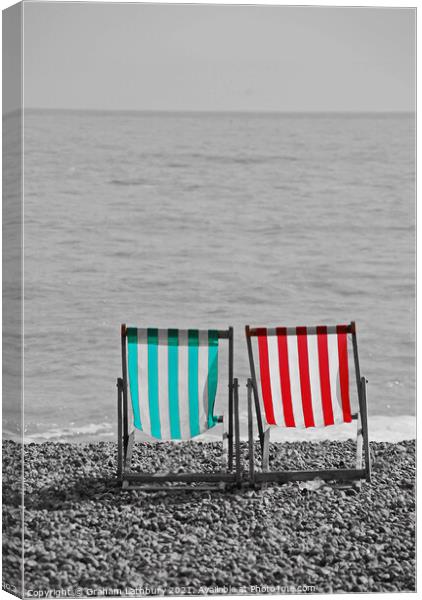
[23,2,415,112]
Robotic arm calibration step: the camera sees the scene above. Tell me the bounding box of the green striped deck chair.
[116,325,241,489]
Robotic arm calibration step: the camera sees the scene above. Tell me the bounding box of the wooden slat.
[262,429,270,471]
[247,379,255,486]
[254,468,366,483]
[121,326,230,339]
[124,430,135,471]
[360,377,371,482]
[124,472,237,483]
[351,323,362,400]
[125,485,227,492]
[247,324,353,337]
[121,324,129,445]
[261,428,271,490]
[234,378,241,487]
[245,326,265,448]
[117,378,123,480]
[356,412,363,470]
[228,326,234,470]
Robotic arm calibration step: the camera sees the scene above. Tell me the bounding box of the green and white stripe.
[127,328,219,440]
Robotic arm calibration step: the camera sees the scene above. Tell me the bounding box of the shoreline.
[13,414,416,444]
[3,438,415,594]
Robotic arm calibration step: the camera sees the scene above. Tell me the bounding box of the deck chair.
[116,324,241,489]
[245,322,371,487]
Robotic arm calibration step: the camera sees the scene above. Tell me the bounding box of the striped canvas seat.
[254,325,353,428]
[126,328,219,440]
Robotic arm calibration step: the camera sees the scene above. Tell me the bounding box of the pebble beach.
[2,439,415,596]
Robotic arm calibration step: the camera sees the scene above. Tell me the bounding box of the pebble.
[2,439,415,594]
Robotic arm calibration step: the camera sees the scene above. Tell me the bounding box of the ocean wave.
[187,153,298,165]
[16,415,416,444]
[268,415,415,443]
[23,422,113,443]
[109,178,152,186]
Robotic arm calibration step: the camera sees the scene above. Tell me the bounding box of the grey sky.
[23,2,415,112]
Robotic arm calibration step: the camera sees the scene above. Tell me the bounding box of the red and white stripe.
[256,326,352,428]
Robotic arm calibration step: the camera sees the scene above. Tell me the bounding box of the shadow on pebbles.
[2,439,415,595]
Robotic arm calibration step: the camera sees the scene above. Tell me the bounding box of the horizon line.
[19,107,415,116]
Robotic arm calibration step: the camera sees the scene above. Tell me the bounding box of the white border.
[0,2,417,600]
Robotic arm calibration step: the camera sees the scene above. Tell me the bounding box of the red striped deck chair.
[117,325,241,489]
[245,322,371,487]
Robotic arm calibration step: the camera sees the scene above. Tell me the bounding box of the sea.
[6,110,416,442]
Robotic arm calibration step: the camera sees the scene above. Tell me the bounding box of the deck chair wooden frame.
[117,324,241,490]
[245,321,371,487]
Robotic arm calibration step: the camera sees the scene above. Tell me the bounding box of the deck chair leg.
[262,428,270,471]
[261,427,271,489]
[247,379,255,488]
[355,412,363,470]
[245,327,265,451]
[228,327,234,471]
[228,396,234,471]
[354,410,364,490]
[221,416,229,472]
[216,419,229,491]
[233,378,242,488]
[124,430,135,471]
[117,378,123,481]
[360,376,371,482]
